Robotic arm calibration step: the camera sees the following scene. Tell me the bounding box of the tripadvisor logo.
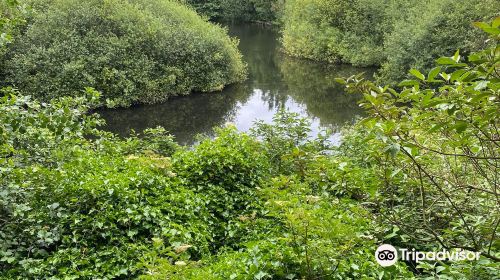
[375,244,398,267]
[375,244,481,267]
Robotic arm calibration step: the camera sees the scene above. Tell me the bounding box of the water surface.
[98,24,372,145]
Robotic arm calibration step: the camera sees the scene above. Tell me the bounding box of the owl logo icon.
[375,244,398,266]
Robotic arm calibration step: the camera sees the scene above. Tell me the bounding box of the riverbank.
[98,24,371,144]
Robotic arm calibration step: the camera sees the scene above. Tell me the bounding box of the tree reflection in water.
[98,24,374,145]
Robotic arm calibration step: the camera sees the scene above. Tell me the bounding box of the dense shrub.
[142,131,413,279]
[378,0,498,83]
[249,0,284,23]
[337,19,500,278]
[184,0,225,20]
[282,0,388,66]
[0,91,213,278]
[282,0,498,83]
[141,197,412,279]
[1,149,212,278]
[185,0,284,23]
[0,0,28,52]
[2,0,246,107]
[0,0,29,81]
[172,126,269,249]
[2,18,499,278]
[251,110,329,176]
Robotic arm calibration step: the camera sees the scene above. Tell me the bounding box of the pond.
[98,24,373,145]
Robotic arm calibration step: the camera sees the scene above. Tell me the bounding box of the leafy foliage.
[0,91,213,278]
[2,0,247,107]
[282,0,498,83]
[337,18,500,278]
[141,136,412,280]
[378,0,498,84]
[172,126,269,250]
[0,0,29,81]
[185,0,284,24]
[0,0,28,51]
[1,7,499,277]
[282,0,389,66]
[251,110,329,176]
[0,94,409,278]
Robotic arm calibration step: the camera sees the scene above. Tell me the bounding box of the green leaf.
[450,69,467,82]
[452,50,461,63]
[471,91,492,102]
[384,143,401,157]
[473,21,491,30]
[440,73,451,81]
[436,57,456,65]
[427,67,441,81]
[428,123,445,133]
[453,121,468,133]
[474,81,489,91]
[436,266,446,273]
[334,78,346,84]
[492,17,500,28]
[398,79,419,87]
[409,69,425,80]
[255,271,270,280]
[483,27,500,35]
[473,21,500,34]
[468,53,484,62]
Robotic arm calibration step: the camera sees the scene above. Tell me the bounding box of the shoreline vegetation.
[1,0,499,279]
[1,0,247,108]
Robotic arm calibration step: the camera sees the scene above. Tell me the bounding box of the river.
[98,24,372,145]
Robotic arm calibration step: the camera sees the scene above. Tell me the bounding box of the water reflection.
[98,24,373,145]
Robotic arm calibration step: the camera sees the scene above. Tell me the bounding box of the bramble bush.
[2,0,247,107]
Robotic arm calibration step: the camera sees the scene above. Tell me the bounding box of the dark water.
[98,24,372,145]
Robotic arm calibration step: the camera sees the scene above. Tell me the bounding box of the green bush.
[281,0,498,83]
[251,110,330,176]
[0,0,29,81]
[378,0,498,83]
[337,19,500,278]
[282,0,388,66]
[0,0,28,52]
[2,0,247,107]
[0,92,213,278]
[141,172,412,280]
[1,149,212,278]
[185,0,283,23]
[173,126,269,249]
[184,0,225,20]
